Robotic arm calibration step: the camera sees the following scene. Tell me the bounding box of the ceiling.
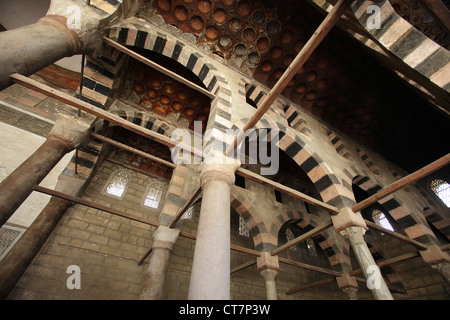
[151,0,449,173]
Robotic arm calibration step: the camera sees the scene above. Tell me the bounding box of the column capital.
[342,287,358,300]
[336,273,358,289]
[332,206,368,234]
[257,252,280,272]
[340,226,367,245]
[152,225,180,251]
[419,244,450,265]
[49,112,93,151]
[199,150,241,188]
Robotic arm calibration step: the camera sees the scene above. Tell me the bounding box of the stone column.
[333,206,393,300]
[140,225,180,300]
[188,152,240,300]
[257,252,279,300]
[0,0,120,89]
[0,112,91,227]
[0,197,71,299]
[419,244,450,284]
[342,226,393,300]
[337,274,359,300]
[0,17,79,89]
[0,169,88,299]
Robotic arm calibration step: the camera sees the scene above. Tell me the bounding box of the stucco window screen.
[306,238,318,257]
[183,205,195,220]
[0,225,25,261]
[238,216,250,237]
[372,209,394,232]
[105,170,130,199]
[430,178,450,207]
[143,183,164,210]
[286,228,297,251]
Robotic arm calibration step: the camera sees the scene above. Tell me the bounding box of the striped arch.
[80,17,234,152]
[283,105,312,136]
[350,0,450,94]
[325,129,355,161]
[239,81,286,120]
[107,19,234,150]
[343,166,441,246]
[272,209,352,273]
[366,236,406,292]
[232,119,356,210]
[230,188,273,252]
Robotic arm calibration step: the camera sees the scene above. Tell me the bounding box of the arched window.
[430,179,450,207]
[306,238,318,257]
[372,209,394,232]
[183,205,195,220]
[143,183,164,210]
[239,216,250,237]
[105,170,130,198]
[286,228,297,251]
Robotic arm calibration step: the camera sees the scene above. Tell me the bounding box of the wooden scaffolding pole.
[352,153,450,213]
[91,132,176,169]
[237,168,340,214]
[103,37,216,100]
[364,219,428,250]
[225,0,353,155]
[270,220,334,256]
[9,73,204,160]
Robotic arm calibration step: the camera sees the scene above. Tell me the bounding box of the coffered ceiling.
[150,0,449,172]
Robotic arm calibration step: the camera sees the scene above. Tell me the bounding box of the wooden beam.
[169,187,202,228]
[279,256,343,277]
[226,0,353,155]
[271,220,334,256]
[33,185,261,264]
[91,133,176,169]
[364,219,428,250]
[33,185,159,227]
[285,277,336,295]
[231,260,257,274]
[419,0,450,31]
[10,73,204,160]
[103,37,216,100]
[237,168,340,215]
[352,153,450,213]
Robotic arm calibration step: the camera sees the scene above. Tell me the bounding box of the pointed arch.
[231,118,356,210]
[345,167,442,247]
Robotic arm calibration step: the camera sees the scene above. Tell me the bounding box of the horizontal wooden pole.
[237,168,340,215]
[364,219,428,250]
[279,256,343,277]
[33,185,159,227]
[10,73,204,160]
[285,277,335,295]
[226,0,352,155]
[271,220,334,256]
[91,132,176,169]
[33,185,261,263]
[103,37,216,100]
[231,260,257,274]
[352,153,450,213]
[169,186,202,228]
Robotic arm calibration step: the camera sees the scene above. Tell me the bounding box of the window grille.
[430,179,450,207]
[372,209,394,232]
[105,170,129,198]
[239,216,250,237]
[143,184,164,209]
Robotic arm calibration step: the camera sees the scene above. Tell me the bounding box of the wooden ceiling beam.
[226,0,353,155]
[103,37,216,100]
[352,153,450,213]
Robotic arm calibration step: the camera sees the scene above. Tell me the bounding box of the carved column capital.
[152,225,180,251]
[49,112,93,151]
